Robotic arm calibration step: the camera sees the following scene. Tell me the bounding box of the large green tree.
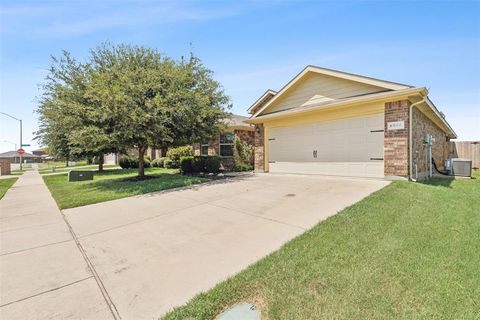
[88,43,230,177]
[37,43,230,177]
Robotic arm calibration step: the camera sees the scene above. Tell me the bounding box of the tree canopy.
[36,43,231,176]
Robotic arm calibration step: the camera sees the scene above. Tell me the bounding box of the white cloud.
[0,1,244,37]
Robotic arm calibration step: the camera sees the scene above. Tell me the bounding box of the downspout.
[409,98,426,181]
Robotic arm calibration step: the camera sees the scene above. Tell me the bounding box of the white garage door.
[268,114,384,178]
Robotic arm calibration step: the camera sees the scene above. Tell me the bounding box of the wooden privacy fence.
[450,141,480,169]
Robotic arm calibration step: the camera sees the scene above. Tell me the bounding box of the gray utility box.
[68,170,94,182]
[451,158,472,177]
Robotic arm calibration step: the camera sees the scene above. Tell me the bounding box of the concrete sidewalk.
[0,171,114,320]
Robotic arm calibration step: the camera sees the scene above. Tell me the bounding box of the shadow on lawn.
[423,177,455,188]
[89,171,253,197]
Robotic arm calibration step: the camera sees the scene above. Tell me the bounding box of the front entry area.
[268,114,385,178]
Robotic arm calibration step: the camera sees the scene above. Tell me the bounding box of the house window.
[219,132,235,157]
[201,142,209,156]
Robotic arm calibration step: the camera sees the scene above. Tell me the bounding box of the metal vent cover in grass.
[217,303,260,320]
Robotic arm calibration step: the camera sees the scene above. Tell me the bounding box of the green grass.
[0,178,18,199]
[38,164,119,174]
[10,169,25,176]
[43,167,207,209]
[162,172,480,320]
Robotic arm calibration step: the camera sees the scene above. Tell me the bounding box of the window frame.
[200,142,209,156]
[219,132,235,157]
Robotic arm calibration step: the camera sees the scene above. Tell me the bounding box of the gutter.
[409,98,427,181]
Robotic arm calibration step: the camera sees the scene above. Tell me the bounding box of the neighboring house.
[0,150,42,163]
[31,148,46,157]
[193,114,254,168]
[124,114,254,168]
[245,66,456,180]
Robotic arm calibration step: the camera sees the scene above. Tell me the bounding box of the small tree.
[36,51,121,171]
[233,136,254,168]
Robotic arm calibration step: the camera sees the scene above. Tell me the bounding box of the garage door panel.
[268,114,384,178]
[269,162,384,178]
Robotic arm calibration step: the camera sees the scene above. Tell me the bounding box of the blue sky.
[1,0,479,152]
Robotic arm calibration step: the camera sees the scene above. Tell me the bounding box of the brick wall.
[192,129,255,169]
[254,124,265,172]
[0,159,11,175]
[412,108,449,180]
[235,129,254,146]
[384,100,410,177]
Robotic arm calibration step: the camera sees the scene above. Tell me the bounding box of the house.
[193,114,254,168]
[124,114,255,168]
[245,66,456,180]
[0,150,42,164]
[31,148,47,157]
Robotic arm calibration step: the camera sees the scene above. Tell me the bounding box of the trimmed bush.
[119,156,150,169]
[233,162,253,172]
[180,156,195,174]
[119,156,139,169]
[143,158,151,168]
[166,146,194,168]
[192,156,206,172]
[163,158,174,169]
[151,157,168,168]
[203,156,222,173]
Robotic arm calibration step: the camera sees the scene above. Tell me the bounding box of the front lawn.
[0,178,18,199]
[163,172,480,320]
[43,168,207,209]
[39,164,119,174]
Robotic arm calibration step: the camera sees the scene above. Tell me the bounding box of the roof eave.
[246,87,427,124]
[247,89,277,114]
[424,97,457,139]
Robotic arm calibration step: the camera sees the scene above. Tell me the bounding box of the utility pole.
[0,112,23,170]
[20,119,23,170]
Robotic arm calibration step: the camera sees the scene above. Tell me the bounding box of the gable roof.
[0,151,40,158]
[223,114,253,130]
[247,87,425,123]
[250,65,412,118]
[247,89,277,114]
[246,86,457,139]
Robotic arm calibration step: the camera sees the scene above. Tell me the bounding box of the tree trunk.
[98,152,104,172]
[65,157,69,167]
[138,147,145,178]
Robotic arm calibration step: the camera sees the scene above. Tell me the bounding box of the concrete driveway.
[62,174,389,319]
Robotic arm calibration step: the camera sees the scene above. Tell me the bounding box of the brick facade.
[384,100,410,177]
[192,129,255,169]
[412,107,450,180]
[0,159,11,175]
[254,124,265,172]
[384,99,450,180]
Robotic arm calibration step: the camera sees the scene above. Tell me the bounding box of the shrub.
[233,136,254,171]
[119,156,139,169]
[180,156,195,174]
[143,157,151,168]
[203,156,222,173]
[192,156,206,172]
[151,157,168,168]
[233,162,253,172]
[163,158,174,169]
[234,136,254,164]
[166,146,194,168]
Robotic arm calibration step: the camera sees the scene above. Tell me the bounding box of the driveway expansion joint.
[60,211,122,320]
[0,276,93,308]
[0,238,73,257]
